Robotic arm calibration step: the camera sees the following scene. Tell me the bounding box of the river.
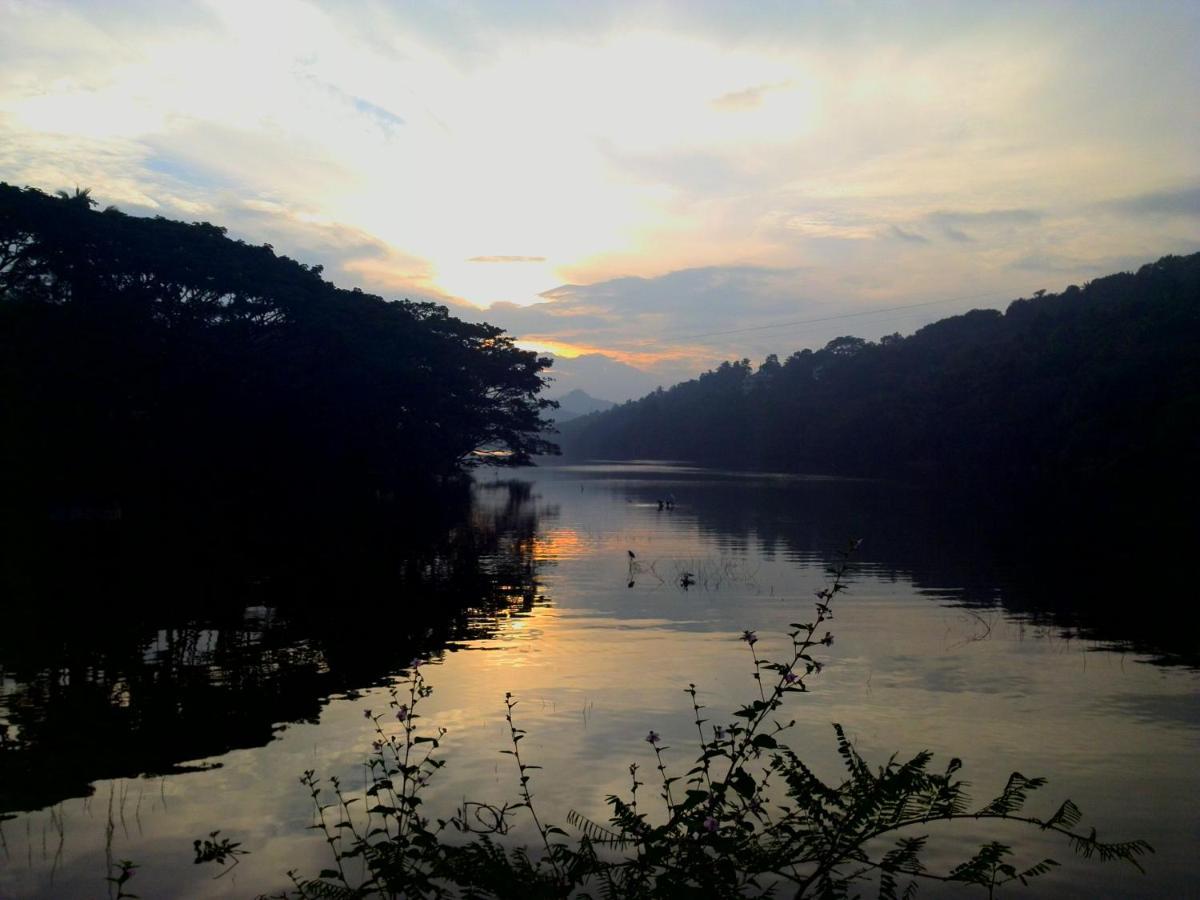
[1,462,1196,898]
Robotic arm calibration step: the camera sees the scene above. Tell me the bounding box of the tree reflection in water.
[0,480,549,814]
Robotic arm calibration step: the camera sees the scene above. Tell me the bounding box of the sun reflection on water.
[532,527,590,562]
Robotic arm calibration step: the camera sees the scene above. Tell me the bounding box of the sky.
[2,0,1198,399]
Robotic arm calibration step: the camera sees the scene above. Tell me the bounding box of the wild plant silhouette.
[244,541,1149,899]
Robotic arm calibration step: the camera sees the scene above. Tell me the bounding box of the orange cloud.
[517,336,714,370]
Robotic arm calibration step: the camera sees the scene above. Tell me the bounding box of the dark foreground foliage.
[219,543,1149,899]
[0,183,557,513]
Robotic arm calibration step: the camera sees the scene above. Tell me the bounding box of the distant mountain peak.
[550,388,615,422]
[555,387,613,405]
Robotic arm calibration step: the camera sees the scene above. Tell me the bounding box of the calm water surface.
[1,463,1197,898]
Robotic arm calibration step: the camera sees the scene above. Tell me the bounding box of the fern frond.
[1041,799,1082,831]
[834,724,872,784]
[978,772,1046,816]
[566,809,633,848]
[1067,830,1154,873]
[290,879,362,900]
[1015,858,1060,885]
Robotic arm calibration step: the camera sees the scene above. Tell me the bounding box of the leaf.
[730,769,757,798]
[1042,799,1082,831]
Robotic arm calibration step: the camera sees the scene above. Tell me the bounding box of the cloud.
[348,96,406,132]
[537,265,807,317]
[920,208,1043,243]
[925,208,1043,227]
[773,213,879,241]
[296,70,407,137]
[710,81,792,111]
[597,142,756,193]
[479,263,979,381]
[468,255,548,263]
[3,0,1197,394]
[1097,186,1200,218]
[483,265,810,368]
[1011,251,1148,277]
[342,247,460,304]
[538,352,664,403]
[890,225,929,244]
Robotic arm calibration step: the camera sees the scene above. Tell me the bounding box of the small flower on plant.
[396,704,409,722]
[645,730,661,745]
[702,815,718,832]
[363,708,373,719]
[783,670,799,684]
[741,630,758,645]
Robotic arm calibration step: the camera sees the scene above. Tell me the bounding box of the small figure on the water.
[679,571,695,589]
[657,499,665,510]
[628,550,636,560]
[666,493,676,510]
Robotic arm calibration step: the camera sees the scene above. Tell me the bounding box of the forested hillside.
[0,184,556,512]
[560,253,1199,525]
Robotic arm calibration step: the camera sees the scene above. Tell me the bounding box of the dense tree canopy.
[559,253,1199,539]
[0,183,556,510]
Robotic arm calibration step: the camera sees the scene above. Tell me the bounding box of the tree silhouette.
[0,182,558,513]
[558,253,1200,551]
